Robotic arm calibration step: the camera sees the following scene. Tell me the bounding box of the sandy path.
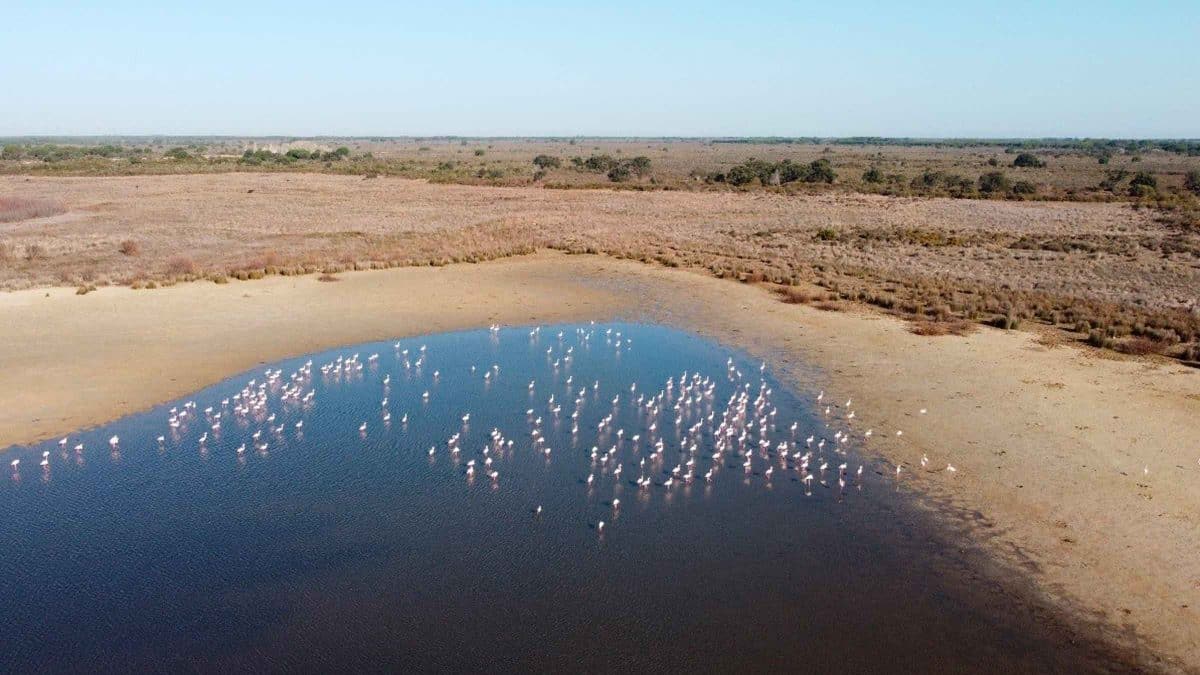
[1,252,1197,671]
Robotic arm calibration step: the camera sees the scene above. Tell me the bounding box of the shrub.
[1011,181,1037,195]
[1128,171,1158,197]
[1087,329,1113,349]
[1184,170,1200,195]
[1117,337,1166,356]
[23,243,47,261]
[862,166,883,183]
[166,256,197,276]
[726,159,773,186]
[607,164,632,182]
[778,286,826,304]
[118,239,140,256]
[1012,153,1045,168]
[805,158,835,184]
[473,149,485,156]
[583,154,618,172]
[815,227,839,241]
[776,159,807,184]
[1129,171,1158,190]
[628,156,652,177]
[1,144,22,160]
[978,171,1010,194]
[164,147,192,160]
[910,320,974,336]
[990,314,1020,329]
[532,155,561,170]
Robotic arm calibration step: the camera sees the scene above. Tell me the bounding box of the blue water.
[0,323,1116,672]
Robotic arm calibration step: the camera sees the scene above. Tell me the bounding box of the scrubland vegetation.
[2,165,1198,364]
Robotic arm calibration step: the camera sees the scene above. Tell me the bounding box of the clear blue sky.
[2,1,1197,137]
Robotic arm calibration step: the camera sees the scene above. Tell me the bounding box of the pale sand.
[2,251,1197,670]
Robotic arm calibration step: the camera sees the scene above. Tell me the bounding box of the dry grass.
[166,256,197,276]
[0,197,65,223]
[910,320,976,336]
[2,172,1197,361]
[776,285,829,304]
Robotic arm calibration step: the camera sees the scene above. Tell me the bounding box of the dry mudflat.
[1,252,1198,671]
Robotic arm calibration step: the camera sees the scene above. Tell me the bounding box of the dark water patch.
[0,323,1133,672]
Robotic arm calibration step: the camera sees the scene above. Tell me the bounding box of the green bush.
[978,171,1010,194]
[862,166,883,183]
[628,156,652,177]
[1128,171,1158,197]
[805,158,835,183]
[532,154,561,170]
[1011,180,1037,195]
[607,164,631,182]
[1012,153,1045,168]
[583,154,619,172]
[726,159,772,186]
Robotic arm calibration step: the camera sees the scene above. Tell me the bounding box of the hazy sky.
[3,1,1197,137]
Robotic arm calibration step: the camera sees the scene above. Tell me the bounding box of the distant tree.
[978,171,1010,194]
[1012,152,1045,168]
[284,148,312,160]
[334,147,351,158]
[1184,169,1200,195]
[862,166,883,183]
[532,154,561,170]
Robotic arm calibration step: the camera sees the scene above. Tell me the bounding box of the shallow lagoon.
[1,323,1112,672]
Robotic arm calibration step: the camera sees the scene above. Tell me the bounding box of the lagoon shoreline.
[2,251,1197,671]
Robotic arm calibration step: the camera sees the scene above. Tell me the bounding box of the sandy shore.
[2,251,1198,671]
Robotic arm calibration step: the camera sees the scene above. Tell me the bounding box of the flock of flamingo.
[7,323,947,533]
